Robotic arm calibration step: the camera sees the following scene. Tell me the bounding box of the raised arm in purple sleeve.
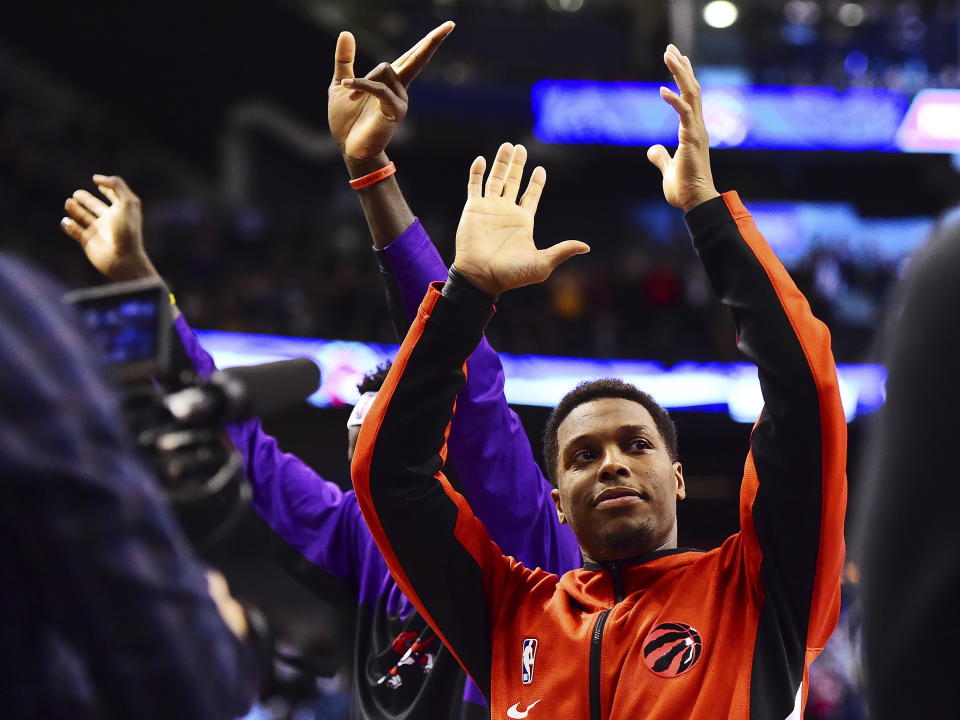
[378,219,581,574]
[172,316,387,601]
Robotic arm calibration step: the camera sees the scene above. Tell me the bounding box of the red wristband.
[349,162,397,190]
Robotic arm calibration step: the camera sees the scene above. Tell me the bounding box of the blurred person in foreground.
[856,211,960,719]
[0,253,258,719]
[352,46,847,719]
[60,20,581,720]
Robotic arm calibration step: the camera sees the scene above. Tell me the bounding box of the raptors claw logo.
[377,630,437,689]
[641,622,703,677]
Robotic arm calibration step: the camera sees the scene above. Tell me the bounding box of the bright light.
[547,0,584,11]
[784,0,821,25]
[703,0,739,28]
[897,89,960,152]
[838,3,865,27]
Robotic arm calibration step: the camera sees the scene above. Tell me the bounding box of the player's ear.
[674,462,685,501]
[551,487,568,525]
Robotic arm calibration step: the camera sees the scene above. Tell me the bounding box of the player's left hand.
[453,143,590,299]
[329,21,454,159]
[60,174,158,281]
[646,45,720,213]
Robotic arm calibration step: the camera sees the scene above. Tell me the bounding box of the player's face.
[551,398,685,564]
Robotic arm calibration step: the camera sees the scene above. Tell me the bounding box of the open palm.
[61,175,155,281]
[454,144,589,298]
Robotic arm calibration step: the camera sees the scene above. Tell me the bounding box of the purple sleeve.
[173,316,384,598]
[381,221,581,574]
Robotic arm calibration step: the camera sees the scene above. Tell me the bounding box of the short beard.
[597,518,656,557]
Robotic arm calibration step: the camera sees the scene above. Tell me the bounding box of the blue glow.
[629,199,932,268]
[532,80,915,151]
[844,51,869,78]
[196,330,885,423]
[745,201,934,266]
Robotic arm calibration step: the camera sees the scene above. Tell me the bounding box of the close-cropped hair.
[542,378,679,487]
[357,361,393,395]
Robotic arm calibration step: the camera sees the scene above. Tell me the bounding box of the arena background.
[4,1,957,717]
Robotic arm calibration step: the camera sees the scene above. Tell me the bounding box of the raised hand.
[453,143,590,299]
[329,21,454,159]
[646,45,720,213]
[60,175,158,282]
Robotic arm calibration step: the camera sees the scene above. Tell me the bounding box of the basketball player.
[352,45,847,719]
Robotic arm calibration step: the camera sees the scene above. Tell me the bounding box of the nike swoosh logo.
[507,699,542,719]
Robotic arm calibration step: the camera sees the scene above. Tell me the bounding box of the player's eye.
[628,438,651,452]
[573,448,596,464]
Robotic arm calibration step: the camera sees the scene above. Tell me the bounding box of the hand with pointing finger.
[60,174,158,282]
[453,143,590,299]
[329,21,454,160]
[646,45,720,213]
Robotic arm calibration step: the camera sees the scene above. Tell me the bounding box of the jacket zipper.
[589,563,625,720]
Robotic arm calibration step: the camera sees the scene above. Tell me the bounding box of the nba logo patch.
[521,638,538,685]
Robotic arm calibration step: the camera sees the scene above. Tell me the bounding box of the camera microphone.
[165,358,321,424]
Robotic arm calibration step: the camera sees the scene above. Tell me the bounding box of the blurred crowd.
[5,178,899,366]
[2,179,898,369]
[742,1,960,91]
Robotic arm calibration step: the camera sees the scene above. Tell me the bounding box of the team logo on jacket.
[377,630,437,689]
[642,622,703,677]
[521,638,538,685]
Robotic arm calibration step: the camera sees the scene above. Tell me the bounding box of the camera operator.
[0,252,259,718]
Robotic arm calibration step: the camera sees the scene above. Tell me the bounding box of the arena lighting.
[531,80,960,152]
[546,0,584,11]
[784,0,820,25]
[703,1,739,29]
[838,2,865,27]
[897,89,960,152]
[195,330,886,422]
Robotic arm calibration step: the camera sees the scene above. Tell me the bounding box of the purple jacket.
[176,219,580,719]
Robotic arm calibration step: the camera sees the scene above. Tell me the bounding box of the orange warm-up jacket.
[352,193,848,720]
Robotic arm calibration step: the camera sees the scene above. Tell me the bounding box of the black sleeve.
[351,276,531,701]
[685,194,847,718]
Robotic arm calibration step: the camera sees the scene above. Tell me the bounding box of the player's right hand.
[61,174,159,282]
[328,21,454,159]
